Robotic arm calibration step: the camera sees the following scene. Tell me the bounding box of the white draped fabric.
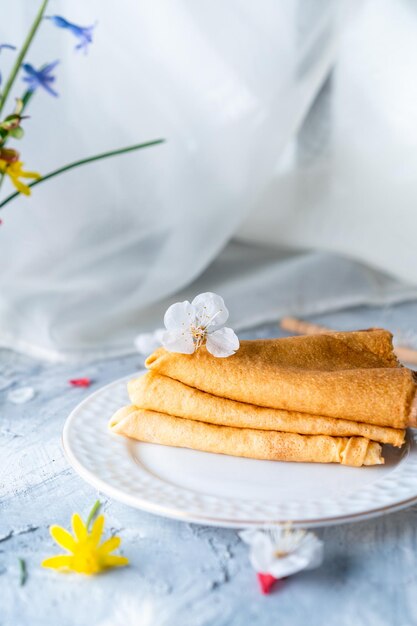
[1,0,416,361]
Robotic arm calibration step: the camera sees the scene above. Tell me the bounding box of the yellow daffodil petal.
[98,535,121,555]
[50,525,76,552]
[18,169,41,179]
[0,160,41,196]
[90,515,105,546]
[42,555,73,570]
[72,513,87,541]
[102,555,129,568]
[8,177,31,195]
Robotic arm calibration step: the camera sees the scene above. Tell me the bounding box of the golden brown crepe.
[109,405,384,467]
[145,329,417,428]
[128,372,405,447]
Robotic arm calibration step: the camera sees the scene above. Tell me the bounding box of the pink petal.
[257,572,279,594]
[69,378,92,387]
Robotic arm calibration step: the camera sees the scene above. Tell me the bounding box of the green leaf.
[86,500,101,531]
[21,90,33,111]
[0,118,21,132]
[18,558,27,586]
[10,127,24,139]
[4,113,21,122]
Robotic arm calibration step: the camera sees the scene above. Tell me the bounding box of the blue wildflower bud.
[21,61,59,97]
[45,16,96,54]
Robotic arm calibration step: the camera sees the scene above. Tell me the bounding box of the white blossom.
[161,292,239,357]
[239,526,323,579]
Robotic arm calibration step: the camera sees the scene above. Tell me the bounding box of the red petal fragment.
[69,378,92,387]
[257,572,278,594]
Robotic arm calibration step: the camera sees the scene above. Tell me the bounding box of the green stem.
[0,0,49,115]
[20,89,34,114]
[86,500,101,531]
[0,138,165,210]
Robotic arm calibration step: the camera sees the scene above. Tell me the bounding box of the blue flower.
[0,44,16,86]
[21,61,59,97]
[46,16,96,54]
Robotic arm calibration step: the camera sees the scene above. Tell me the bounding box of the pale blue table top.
[2,302,417,626]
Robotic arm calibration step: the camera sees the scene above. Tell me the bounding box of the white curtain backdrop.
[1,0,416,361]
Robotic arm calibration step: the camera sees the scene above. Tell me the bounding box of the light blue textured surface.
[2,302,417,626]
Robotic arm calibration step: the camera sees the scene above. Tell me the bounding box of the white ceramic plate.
[63,373,417,528]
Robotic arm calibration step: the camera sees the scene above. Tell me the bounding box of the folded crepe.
[109,405,384,467]
[128,372,405,447]
[145,329,417,428]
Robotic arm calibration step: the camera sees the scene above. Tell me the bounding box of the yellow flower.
[42,513,129,575]
[0,159,41,195]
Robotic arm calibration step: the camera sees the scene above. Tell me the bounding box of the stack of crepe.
[109,329,417,467]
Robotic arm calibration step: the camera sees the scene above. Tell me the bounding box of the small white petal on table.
[7,386,36,404]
